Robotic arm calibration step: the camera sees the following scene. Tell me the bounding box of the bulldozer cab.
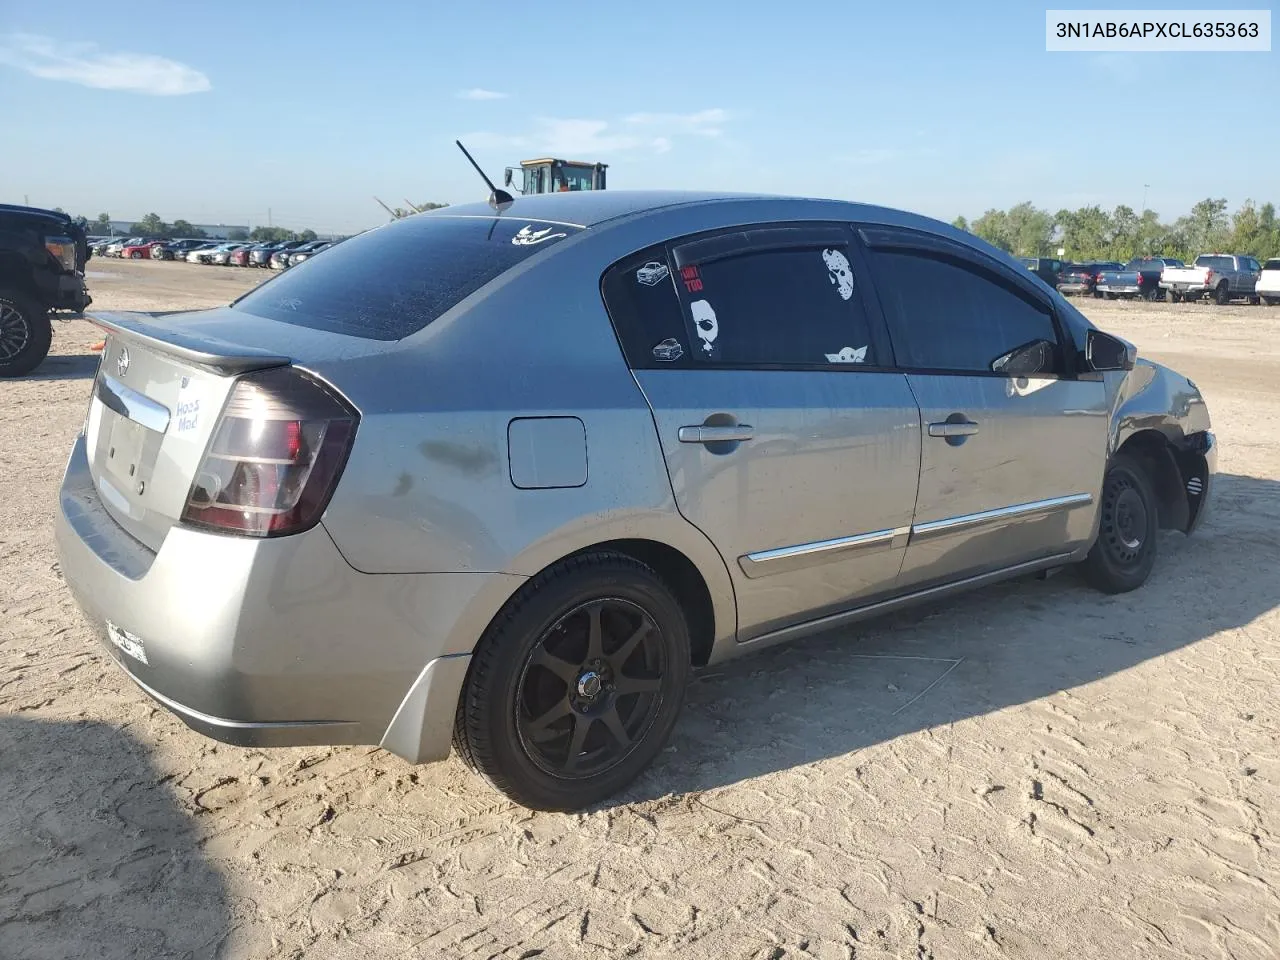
[505,158,608,195]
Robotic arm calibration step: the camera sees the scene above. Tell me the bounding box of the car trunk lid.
[85,311,294,551]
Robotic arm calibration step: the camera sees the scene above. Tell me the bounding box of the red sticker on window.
[681,265,703,293]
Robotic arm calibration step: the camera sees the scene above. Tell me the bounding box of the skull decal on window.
[822,248,854,301]
[690,299,719,354]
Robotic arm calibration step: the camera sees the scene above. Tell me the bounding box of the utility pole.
[1141,184,1150,213]
[268,207,272,228]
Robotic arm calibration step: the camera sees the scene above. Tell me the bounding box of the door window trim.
[852,224,1083,380]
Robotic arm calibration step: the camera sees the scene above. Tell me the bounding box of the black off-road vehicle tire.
[454,552,691,811]
[0,289,53,378]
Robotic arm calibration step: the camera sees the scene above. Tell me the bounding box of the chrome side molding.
[909,493,1093,541]
[736,494,1092,579]
[739,526,910,579]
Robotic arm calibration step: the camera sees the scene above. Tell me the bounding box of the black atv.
[0,204,93,377]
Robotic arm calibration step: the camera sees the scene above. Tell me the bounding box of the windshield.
[232,215,582,340]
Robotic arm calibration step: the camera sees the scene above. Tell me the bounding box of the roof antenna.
[456,139,514,212]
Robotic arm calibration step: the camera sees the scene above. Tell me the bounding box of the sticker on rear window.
[822,249,854,301]
[825,345,867,364]
[691,299,718,355]
[636,261,670,286]
[512,225,567,246]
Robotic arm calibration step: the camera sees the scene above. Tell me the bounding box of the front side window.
[671,243,879,367]
[869,250,1061,375]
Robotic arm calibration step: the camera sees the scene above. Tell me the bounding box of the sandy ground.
[2,259,1278,959]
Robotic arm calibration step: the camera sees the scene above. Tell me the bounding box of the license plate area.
[104,415,148,489]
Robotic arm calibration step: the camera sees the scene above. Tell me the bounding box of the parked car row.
[1030,253,1280,305]
[87,236,342,269]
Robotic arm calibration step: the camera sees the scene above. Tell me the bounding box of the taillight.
[1204,269,1214,284]
[181,367,358,537]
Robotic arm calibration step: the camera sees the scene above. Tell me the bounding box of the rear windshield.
[1194,255,1235,270]
[232,215,582,340]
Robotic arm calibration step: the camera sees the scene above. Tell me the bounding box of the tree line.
[59,211,323,243]
[952,198,1280,263]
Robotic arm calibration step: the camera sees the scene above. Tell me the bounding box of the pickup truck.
[1257,258,1280,305]
[1161,254,1262,305]
[1096,257,1185,301]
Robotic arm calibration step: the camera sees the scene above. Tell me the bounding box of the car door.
[1242,258,1261,294]
[856,226,1108,590]
[601,225,922,640]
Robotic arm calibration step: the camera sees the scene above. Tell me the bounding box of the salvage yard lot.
[2,259,1278,959]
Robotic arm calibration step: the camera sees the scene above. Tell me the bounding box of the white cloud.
[463,107,731,159]
[625,108,729,137]
[0,32,210,95]
[458,87,508,101]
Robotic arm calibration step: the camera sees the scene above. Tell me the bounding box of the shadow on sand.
[621,471,1280,802]
[0,716,232,959]
[26,353,101,382]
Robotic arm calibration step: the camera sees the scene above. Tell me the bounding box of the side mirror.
[1084,329,1136,372]
[992,338,1056,377]
[503,167,514,187]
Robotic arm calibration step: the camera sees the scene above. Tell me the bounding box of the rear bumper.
[1161,282,1210,294]
[1098,284,1140,295]
[54,434,520,762]
[1057,282,1091,294]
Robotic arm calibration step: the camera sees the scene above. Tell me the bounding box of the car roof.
[426,190,786,227]
[0,202,74,224]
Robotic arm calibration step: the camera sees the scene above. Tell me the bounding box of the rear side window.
[1194,255,1234,271]
[672,244,879,367]
[869,250,1060,375]
[232,216,582,340]
[601,246,690,368]
[1265,259,1280,271]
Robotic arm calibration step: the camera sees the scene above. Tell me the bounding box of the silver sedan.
[55,192,1215,810]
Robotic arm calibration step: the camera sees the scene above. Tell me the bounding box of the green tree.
[1181,197,1229,253]
[951,215,969,231]
[249,226,296,242]
[129,213,170,237]
[971,208,1013,252]
[227,228,249,241]
[1056,205,1112,260]
[1007,202,1055,257]
[1258,203,1279,259]
[96,212,111,227]
[171,220,208,239]
[1229,201,1264,256]
[298,229,318,242]
[1109,205,1138,260]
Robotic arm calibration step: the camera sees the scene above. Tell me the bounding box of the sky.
[1,1,1276,235]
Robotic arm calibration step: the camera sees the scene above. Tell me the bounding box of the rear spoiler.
[88,311,292,376]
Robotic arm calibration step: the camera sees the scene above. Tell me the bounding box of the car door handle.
[678,424,755,443]
[927,420,980,438]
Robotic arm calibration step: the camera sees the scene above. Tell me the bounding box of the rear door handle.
[678,424,755,444]
[927,420,980,438]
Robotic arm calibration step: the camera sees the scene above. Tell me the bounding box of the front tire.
[1082,453,1159,594]
[455,552,691,810]
[0,290,53,378]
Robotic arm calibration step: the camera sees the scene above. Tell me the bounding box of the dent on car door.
[602,227,921,640]
[859,230,1109,589]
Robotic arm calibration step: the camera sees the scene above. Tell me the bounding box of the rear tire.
[1141,286,1157,301]
[1215,283,1230,305]
[1082,453,1159,594]
[454,552,691,811]
[0,289,53,378]
[1169,291,1183,303]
